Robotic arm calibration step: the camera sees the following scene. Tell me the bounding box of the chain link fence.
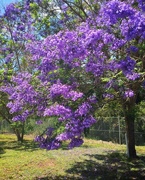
[0,117,145,145]
[0,120,13,133]
[89,117,145,145]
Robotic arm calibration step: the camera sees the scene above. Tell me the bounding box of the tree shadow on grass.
[34,175,81,180]
[0,139,39,153]
[66,151,145,180]
[0,146,5,156]
[35,151,145,180]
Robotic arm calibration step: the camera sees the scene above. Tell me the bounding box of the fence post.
[118,116,121,144]
[125,133,129,156]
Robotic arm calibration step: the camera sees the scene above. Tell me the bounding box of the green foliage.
[135,101,145,135]
[25,117,58,135]
[96,100,123,117]
[10,121,23,129]
[101,77,111,83]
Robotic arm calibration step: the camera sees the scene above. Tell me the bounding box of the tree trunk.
[21,122,25,142]
[14,129,23,142]
[125,116,137,158]
[123,98,137,159]
[13,123,25,143]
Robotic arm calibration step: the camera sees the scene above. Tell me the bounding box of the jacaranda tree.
[0,0,37,141]
[1,0,145,158]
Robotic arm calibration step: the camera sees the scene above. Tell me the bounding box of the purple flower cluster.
[12,110,30,122]
[82,116,96,128]
[99,0,135,25]
[75,102,92,116]
[127,46,138,53]
[68,138,84,149]
[118,57,140,80]
[45,127,54,136]
[44,105,72,121]
[138,0,145,11]
[50,82,83,101]
[34,135,61,150]
[40,96,96,149]
[4,3,20,20]
[1,72,49,121]
[119,57,135,71]
[124,89,134,98]
[121,12,145,40]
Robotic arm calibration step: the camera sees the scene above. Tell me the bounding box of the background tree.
[0,1,36,141]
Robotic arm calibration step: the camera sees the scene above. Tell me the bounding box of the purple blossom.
[12,110,30,122]
[34,135,45,142]
[36,120,43,125]
[103,93,114,99]
[126,73,140,80]
[5,53,14,63]
[118,56,138,80]
[82,116,96,128]
[44,105,72,120]
[46,127,54,136]
[4,3,20,19]
[61,4,68,12]
[69,138,84,149]
[88,96,98,104]
[119,57,136,72]
[56,132,72,141]
[124,89,134,98]
[75,102,92,116]
[86,62,104,77]
[99,0,135,25]
[50,140,61,150]
[50,82,83,101]
[138,0,145,11]
[17,25,25,31]
[127,46,138,53]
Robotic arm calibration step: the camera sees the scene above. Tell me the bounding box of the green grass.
[0,134,145,180]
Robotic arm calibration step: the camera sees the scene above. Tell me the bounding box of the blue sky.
[1,0,17,6]
[0,0,18,14]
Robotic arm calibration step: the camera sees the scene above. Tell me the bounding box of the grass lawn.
[0,134,145,180]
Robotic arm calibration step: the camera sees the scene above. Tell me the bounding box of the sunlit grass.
[0,134,145,180]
